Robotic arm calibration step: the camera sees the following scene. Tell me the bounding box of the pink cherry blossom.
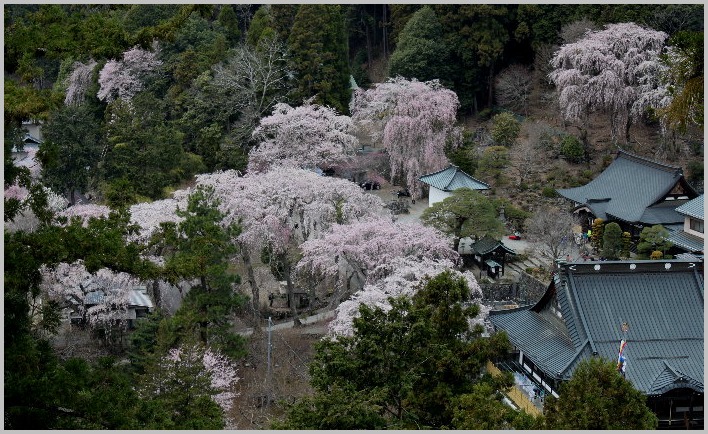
[297,218,459,298]
[549,22,669,141]
[160,344,239,414]
[351,77,461,198]
[248,101,358,173]
[65,59,97,106]
[327,256,488,338]
[97,45,162,103]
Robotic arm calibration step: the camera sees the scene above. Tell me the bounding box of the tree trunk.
[283,258,301,327]
[488,66,495,108]
[624,115,632,145]
[241,246,262,331]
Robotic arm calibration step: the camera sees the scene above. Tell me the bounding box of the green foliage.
[150,186,246,357]
[272,383,387,429]
[451,376,541,429]
[278,271,511,429]
[288,5,351,114]
[421,188,505,244]
[388,6,452,84]
[218,5,242,46]
[4,197,164,429]
[446,131,478,177]
[659,30,704,132]
[621,231,632,258]
[636,224,673,257]
[476,145,510,185]
[559,134,585,163]
[590,218,604,251]
[492,198,530,232]
[38,103,104,204]
[541,186,558,198]
[601,222,622,259]
[246,5,275,47]
[543,357,658,430]
[490,112,520,146]
[102,94,204,200]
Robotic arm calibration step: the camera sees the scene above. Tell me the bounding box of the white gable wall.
[428,186,452,207]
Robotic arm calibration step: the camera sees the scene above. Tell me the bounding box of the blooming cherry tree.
[195,168,388,323]
[56,204,111,224]
[351,77,462,198]
[65,59,97,106]
[97,45,162,103]
[328,256,489,337]
[40,260,140,333]
[549,22,669,143]
[296,218,459,306]
[248,101,358,173]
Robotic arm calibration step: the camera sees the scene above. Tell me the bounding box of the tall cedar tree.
[388,6,452,85]
[288,5,351,114]
[38,103,104,205]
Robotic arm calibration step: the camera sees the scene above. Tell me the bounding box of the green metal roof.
[418,165,489,192]
[557,150,697,225]
[676,194,704,220]
[490,260,704,395]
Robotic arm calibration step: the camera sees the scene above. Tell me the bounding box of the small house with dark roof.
[418,165,489,207]
[668,194,704,255]
[557,150,698,236]
[459,235,516,278]
[489,259,704,429]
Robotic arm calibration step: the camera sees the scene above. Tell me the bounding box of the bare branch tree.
[494,64,532,115]
[524,206,578,266]
[559,18,598,44]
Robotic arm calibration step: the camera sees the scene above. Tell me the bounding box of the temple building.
[489,259,704,429]
[556,150,699,237]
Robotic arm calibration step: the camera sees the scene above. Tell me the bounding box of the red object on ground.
[508,235,521,240]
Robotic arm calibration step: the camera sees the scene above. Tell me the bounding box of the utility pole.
[266,316,273,406]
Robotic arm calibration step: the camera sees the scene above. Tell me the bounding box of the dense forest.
[4,4,704,429]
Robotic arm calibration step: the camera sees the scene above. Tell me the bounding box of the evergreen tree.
[288,4,351,114]
[150,186,246,357]
[636,224,673,258]
[544,357,658,430]
[246,5,277,47]
[388,6,452,84]
[421,188,505,251]
[601,221,623,259]
[275,271,511,429]
[38,103,104,205]
[217,5,241,47]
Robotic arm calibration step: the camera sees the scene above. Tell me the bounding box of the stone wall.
[480,271,548,305]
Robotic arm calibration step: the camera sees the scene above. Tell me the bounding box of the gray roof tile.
[668,230,705,253]
[418,165,489,192]
[490,260,704,395]
[557,150,695,224]
[676,194,704,220]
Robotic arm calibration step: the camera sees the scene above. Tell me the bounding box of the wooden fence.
[486,360,542,416]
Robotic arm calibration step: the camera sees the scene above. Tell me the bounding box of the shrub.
[650,250,663,260]
[491,112,521,146]
[542,187,557,198]
[559,135,585,163]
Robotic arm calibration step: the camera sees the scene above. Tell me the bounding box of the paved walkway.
[237,310,335,337]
